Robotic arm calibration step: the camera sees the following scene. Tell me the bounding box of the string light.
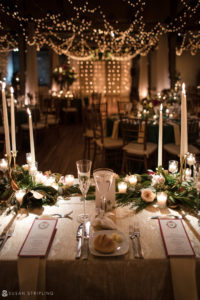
[176,30,200,56]
[0,1,199,57]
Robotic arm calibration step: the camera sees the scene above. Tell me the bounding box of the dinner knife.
[82,221,90,260]
[0,220,16,251]
[75,223,83,259]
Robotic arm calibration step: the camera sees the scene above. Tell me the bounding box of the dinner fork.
[134,222,143,259]
[129,225,139,258]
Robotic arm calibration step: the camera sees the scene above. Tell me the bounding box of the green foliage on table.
[0,166,58,211]
[63,184,95,200]
[116,170,200,214]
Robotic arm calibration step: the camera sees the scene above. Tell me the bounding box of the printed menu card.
[19,219,57,257]
[158,219,195,256]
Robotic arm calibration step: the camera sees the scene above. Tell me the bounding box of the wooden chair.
[120,117,157,173]
[82,107,94,159]
[117,100,133,119]
[20,106,47,149]
[164,119,200,158]
[92,102,108,119]
[91,92,101,106]
[92,110,123,168]
[62,99,79,123]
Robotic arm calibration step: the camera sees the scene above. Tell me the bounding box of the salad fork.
[134,223,143,259]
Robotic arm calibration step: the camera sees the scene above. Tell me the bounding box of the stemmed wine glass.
[76,159,92,222]
[93,168,114,213]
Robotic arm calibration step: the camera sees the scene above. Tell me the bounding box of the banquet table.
[0,196,200,300]
[106,117,176,144]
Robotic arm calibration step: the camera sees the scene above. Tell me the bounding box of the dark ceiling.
[0,0,199,33]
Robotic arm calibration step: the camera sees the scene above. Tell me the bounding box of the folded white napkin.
[92,211,117,230]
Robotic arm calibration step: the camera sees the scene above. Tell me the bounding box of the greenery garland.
[0,166,58,211]
[116,170,200,214]
[1,165,200,217]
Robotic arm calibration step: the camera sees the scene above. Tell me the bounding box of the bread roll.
[94,234,116,254]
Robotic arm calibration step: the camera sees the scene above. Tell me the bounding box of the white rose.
[152,174,165,186]
[22,164,29,171]
[141,188,156,202]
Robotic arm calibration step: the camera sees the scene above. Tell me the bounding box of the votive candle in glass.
[0,158,8,172]
[118,181,127,193]
[26,152,32,165]
[185,168,192,180]
[64,174,75,186]
[29,162,38,176]
[168,160,178,174]
[15,189,26,204]
[187,153,195,166]
[157,192,167,209]
[128,175,137,185]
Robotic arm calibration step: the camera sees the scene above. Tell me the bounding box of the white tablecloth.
[0,197,200,300]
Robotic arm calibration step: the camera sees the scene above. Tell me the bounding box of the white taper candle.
[158,103,163,167]
[180,83,188,157]
[1,82,11,156]
[27,108,35,165]
[10,87,16,153]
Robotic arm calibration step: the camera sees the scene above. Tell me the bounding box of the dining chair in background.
[92,110,123,169]
[82,107,94,159]
[62,98,79,124]
[120,117,157,173]
[163,119,200,159]
[117,100,133,119]
[19,105,47,149]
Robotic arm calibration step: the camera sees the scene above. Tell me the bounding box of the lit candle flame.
[10,86,14,94]
[160,103,163,111]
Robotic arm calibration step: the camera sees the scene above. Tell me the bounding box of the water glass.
[93,168,114,213]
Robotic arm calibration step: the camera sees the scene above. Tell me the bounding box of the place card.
[158,219,195,257]
[18,219,57,257]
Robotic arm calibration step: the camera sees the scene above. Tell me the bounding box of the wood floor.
[17,124,85,176]
[1,120,174,176]
[15,121,158,176]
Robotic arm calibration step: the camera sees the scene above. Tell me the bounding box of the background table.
[107,117,175,144]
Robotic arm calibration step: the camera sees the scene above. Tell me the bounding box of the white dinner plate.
[89,230,129,257]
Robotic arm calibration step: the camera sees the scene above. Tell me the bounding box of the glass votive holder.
[26,153,32,165]
[185,168,192,180]
[35,171,44,184]
[187,153,195,166]
[29,161,38,176]
[45,176,56,186]
[15,189,26,204]
[168,160,178,174]
[118,181,127,193]
[0,158,8,172]
[64,174,75,186]
[157,191,167,209]
[128,175,137,185]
